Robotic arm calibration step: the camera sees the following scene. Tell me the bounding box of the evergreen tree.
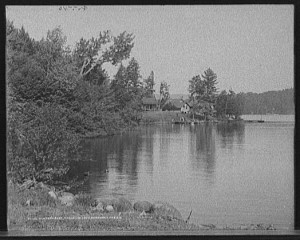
[201,68,218,103]
[143,71,155,97]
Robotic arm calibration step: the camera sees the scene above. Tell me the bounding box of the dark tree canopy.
[6,20,141,185]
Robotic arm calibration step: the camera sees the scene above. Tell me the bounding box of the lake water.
[70,115,294,230]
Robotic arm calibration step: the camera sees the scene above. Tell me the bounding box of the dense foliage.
[188,68,246,119]
[215,90,245,119]
[6,20,145,184]
[188,68,218,118]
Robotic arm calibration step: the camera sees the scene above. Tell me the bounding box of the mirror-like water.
[70,115,294,229]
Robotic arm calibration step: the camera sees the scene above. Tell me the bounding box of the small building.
[181,99,216,116]
[142,97,158,111]
[181,101,191,114]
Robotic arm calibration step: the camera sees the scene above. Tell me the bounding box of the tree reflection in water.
[216,122,245,148]
[68,129,148,198]
[188,123,216,185]
[69,123,245,196]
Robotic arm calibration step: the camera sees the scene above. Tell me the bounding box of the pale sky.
[6,5,294,95]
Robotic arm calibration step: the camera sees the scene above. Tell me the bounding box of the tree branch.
[79,58,91,76]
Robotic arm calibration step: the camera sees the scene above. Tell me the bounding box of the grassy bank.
[8,182,278,232]
[7,182,202,232]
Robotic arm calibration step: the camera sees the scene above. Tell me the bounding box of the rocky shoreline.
[8,181,278,232]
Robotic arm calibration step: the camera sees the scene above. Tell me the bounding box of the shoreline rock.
[57,192,75,206]
[152,201,183,220]
[133,201,153,213]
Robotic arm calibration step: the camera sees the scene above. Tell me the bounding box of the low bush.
[7,102,80,184]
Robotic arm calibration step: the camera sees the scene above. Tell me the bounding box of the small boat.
[245,120,264,123]
[258,114,265,123]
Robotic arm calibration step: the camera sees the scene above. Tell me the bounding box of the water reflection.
[68,130,145,197]
[140,126,156,174]
[66,121,293,229]
[188,124,216,184]
[216,122,245,148]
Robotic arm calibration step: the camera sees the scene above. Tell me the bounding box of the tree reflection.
[158,125,173,166]
[189,123,216,184]
[216,122,245,148]
[141,126,157,173]
[68,128,158,196]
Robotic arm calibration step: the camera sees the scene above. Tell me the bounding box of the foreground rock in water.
[152,201,183,220]
[133,201,153,213]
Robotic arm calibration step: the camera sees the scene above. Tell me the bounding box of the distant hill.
[242,88,294,115]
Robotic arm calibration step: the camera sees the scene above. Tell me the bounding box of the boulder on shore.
[152,201,183,220]
[133,201,153,213]
[106,205,114,212]
[99,197,133,212]
[112,197,133,212]
[58,192,75,206]
[48,190,57,200]
[95,202,104,211]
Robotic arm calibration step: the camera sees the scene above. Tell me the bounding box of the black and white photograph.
[6,5,294,234]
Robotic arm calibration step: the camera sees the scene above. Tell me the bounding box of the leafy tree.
[215,90,228,117]
[188,68,218,118]
[188,75,205,102]
[232,93,245,118]
[215,90,245,119]
[73,31,135,80]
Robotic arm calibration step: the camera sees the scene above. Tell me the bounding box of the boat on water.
[245,120,265,123]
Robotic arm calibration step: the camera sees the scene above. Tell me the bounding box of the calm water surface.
[71,115,294,229]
